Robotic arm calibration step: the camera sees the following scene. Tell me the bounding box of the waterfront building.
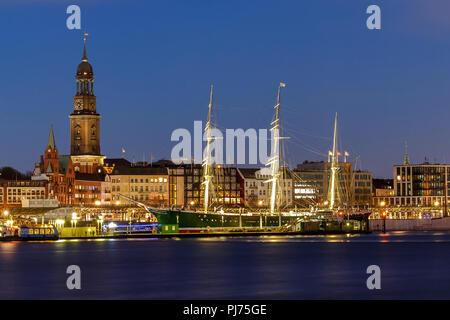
[73,173,104,205]
[293,161,372,209]
[237,168,262,207]
[168,167,185,208]
[237,168,293,208]
[0,179,48,208]
[372,178,394,207]
[108,165,171,207]
[372,162,450,219]
[181,164,241,208]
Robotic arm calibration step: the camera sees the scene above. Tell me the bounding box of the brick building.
[32,125,75,205]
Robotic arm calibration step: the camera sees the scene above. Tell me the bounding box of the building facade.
[180,164,241,208]
[33,125,75,205]
[293,161,372,209]
[73,173,104,205]
[369,163,450,219]
[0,179,48,208]
[237,168,293,208]
[109,166,171,207]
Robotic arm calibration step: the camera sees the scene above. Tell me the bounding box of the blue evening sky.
[1,0,450,177]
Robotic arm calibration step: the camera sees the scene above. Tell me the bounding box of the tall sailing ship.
[119,84,370,232]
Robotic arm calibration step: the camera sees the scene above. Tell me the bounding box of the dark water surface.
[1,231,449,299]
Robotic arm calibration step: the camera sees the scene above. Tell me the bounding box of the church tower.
[70,37,105,173]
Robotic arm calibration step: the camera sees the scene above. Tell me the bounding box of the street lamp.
[3,210,8,217]
[95,200,101,206]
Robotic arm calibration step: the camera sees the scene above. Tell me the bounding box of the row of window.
[7,189,45,195]
[129,186,167,193]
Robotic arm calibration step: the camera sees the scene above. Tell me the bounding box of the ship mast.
[202,85,214,214]
[266,83,286,216]
[329,113,339,210]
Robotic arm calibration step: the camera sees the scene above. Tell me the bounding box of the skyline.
[2,1,450,177]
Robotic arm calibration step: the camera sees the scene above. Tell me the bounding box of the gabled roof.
[75,172,105,182]
[237,168,260,179]
[103,158,132,167]
[58,155,71,174]
[45,162,53,174]
[111,165,168,176]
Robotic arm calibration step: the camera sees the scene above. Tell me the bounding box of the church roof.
[47,124,56,150]
[76,40,94,79]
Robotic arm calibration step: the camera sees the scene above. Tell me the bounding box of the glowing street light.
[95,200,101,206]
[115,200,121,206]
[3,210,8,217]
[434,201,440,207]
[380,201,385,207]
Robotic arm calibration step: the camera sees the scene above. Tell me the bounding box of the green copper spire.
[82,37,88,62]
[403,141,410,165]
[47,123,56,150]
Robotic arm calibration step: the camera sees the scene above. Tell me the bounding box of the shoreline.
[0,230,371,242]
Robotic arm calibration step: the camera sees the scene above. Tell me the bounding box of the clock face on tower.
[74,99,83,110]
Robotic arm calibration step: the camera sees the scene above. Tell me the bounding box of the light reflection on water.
[1,231,450,299]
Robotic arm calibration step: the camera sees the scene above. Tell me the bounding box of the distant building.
[180,164,241,208]
[108,165,171,207]
[392,163,449,210]
[372,178,394,206]
[73,173,104,205]
[237,168,293,208]
[0,179,49,209]
[293,161,372,209]
[371,162,449,219]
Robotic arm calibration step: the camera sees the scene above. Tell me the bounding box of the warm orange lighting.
[434,201,440,207]
[380,201,385,207]
[95,200,101,206]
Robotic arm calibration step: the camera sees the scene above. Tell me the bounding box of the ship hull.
[149,209,371,233]
[149,209,298,229]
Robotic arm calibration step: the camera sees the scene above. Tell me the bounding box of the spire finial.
[82,32,88,62]
[403,141,410,165]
